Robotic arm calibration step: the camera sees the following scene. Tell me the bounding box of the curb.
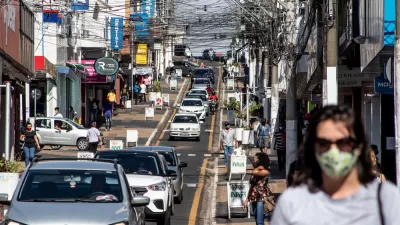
[145,78,189,146]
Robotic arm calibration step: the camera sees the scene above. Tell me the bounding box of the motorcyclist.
[200,61,205,68]
[206,84,213,94]
[209,91,218,101]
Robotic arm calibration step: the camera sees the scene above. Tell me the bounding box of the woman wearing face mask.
[20,122,41,166]
[271,105,400,225]
[243,152,270,225]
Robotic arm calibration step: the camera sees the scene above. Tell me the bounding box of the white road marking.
[188,154,196,156]
[205,129,213,132]
[204,154,212,157]
[177,153,181,156]
[186,183,197,188]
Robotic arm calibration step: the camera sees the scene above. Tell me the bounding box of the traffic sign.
[31,88,41,100]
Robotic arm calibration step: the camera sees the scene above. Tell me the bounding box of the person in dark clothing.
[102,101,113,131]
[370,144,382,169]
[20,122,41,166]
[133,82,140,105]
[274,124,286,171]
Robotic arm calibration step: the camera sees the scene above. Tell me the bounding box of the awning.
[133,67,153,76]
[66,62,87,73]
[56,65,87,79]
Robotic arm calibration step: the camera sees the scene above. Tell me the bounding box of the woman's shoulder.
[278,184,315,203]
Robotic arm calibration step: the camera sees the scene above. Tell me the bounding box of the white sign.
[145,107,154,120]
[153,43,162,50]
[126,100,132,109]
[227,78,234,90]
[227,93,240,103]
[229,155,247,180]
[126,130,138,147]
[227,181,250,219]
[170,79,178,90]
[77,152,94,159]
[162,94,170,106]
[110,140,124,150]
[154,97,163,108]
[149,92,157,101]
[176,69,182,79]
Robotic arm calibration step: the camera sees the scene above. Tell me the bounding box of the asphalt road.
[148,61,222,225]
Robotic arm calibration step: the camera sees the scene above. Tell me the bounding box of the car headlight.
[148,182,166,191]
[172,128,179,130]
[192,127,200,131]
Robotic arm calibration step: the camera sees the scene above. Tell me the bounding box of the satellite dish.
[385,57,392,83]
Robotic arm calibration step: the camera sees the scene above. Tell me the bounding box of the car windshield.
[194,79,209,84]
[193,74,209,79]
[97,154,161,176]
[187,95,207,101]
[67,119,85,129]
[157,151,176,166]
[173,115,198,123]
[190,90,207,95]
[194,69,209,75]
[182,100,203,106]
[18,170,122,203]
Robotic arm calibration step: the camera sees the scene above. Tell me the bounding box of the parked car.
[173,60,198,76]
[192,78,212,90]
[192,68,215,83]
[186,94,210,116]
[130,146,188,203]
[178,98,207,122]
[0,157,150,225]
[29,117,89,150]
[187,89,209,99]
[167,113,202,141]
[96,150,177,225]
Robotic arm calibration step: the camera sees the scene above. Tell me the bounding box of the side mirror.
[0,193,10,205]
[178,162,188,168]
[167,170,177,178]
[132,196,150,207]
[199,121,204,124]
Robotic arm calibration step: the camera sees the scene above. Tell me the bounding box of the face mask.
[252,161,258,168]
[315,147,359,178]
[26,128,32,131]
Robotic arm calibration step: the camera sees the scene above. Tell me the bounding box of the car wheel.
[157,208,171,225]
[50,145,62,150]
[77,138,88,150]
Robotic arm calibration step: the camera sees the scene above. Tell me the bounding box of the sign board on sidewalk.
[126,100,132,109]
[227,181,250,219]
[149,92,157,101]
[227,78,235,90]
[176,69,182,79]
[162,94,170,106]
[145,107,154,120]
[229,155,247,181]
[77,152,94,159]
[110,140,124,150]
[170,79,178,90]
[126,130,138,147]
[154,97,163,109]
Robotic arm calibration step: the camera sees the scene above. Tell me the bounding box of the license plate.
[181,133,188,136]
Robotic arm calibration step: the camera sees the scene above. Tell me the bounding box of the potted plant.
[150,81,163,104]
[0,154,24,201]
[249,104,261,116]
[241,126,251,145]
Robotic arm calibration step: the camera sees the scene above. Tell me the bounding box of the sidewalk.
[37,77,188,158]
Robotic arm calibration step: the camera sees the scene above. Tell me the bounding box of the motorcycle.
[209,100,218,115]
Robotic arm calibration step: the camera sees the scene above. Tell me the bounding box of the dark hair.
[255,152,270,169]
[370,144,379,155]
[55,107,59,111]
[296,105,374,191]
[26,122,32,127]
[260,119,266,126]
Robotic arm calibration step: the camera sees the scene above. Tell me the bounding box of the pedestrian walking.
[102,100,113,131]
[87,122,102,153]
[134,82,140,105]
[107,90,116,107]
[370,148,386,183]
[54,107,63,118]
[271,105,400,225]
[140,82,147,102]
[274,124,285,171]
[92,99,99,122]
[20,122,41,166]
[219,122,237,167]
[257,119,271,153]
[121,84,129,107]
[243,152,272,225]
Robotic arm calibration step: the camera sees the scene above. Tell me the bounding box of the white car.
[168,113,202,141]
[178,98,207,121]
[96,150,176,225]
[187,89,209,99]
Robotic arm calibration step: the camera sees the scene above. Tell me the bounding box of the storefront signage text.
[94,57,119,76]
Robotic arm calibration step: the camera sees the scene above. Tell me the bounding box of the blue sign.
[71,0,89,11]
[140,0,156,17]
[374,76,393,95]
[133,13,149,38]
[43,10,59,23]
[110,17,124,50]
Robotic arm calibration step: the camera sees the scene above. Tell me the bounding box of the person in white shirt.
[87,122,102,153]
[54,107,63,118]
[140,82,147,102]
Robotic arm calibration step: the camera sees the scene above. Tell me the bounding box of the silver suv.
[0,157,150,225]
[29,117,89,150]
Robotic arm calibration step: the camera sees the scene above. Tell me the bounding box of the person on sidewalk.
[92,99,99,122]
[219,122,237,168]
[54,107,63,118]
[243,152,271,225]
[134,82,140,105]
[140,82,147,102]
[271,105,400,225]
[274,124,286,171]
[102,100,113,131]
[107,90,116,106]
[20,122,41,166]
[87,122,102,154]
[252,118,261,148]
[257,119,271,153]
[370,149,386,183]
[121,84,129,107]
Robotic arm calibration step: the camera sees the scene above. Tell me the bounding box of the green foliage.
[152,81,162,93]
[249,104,261,114]
[224,98,240,111]
[0,153,24,173]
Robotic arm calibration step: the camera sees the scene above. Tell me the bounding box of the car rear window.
[173,115,198,124]
[182,99,203,106]
[194,69,209,75]
[187,95,207,101]
[18,170,122,203]
[194,79,210,84]
[157,152,176,166]
[97,154,161,176]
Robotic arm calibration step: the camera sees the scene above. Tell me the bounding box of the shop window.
[36,119,51,129]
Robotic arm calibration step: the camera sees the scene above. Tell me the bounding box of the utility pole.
[271,62,279,136]
[394,0,400,188]
[263,54,270,120]
[130,1,136,102]
[322,0,338,106]
[285,0,299,174]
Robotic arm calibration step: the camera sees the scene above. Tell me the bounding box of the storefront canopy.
[134,67,153,76]
[56,64,87,79]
